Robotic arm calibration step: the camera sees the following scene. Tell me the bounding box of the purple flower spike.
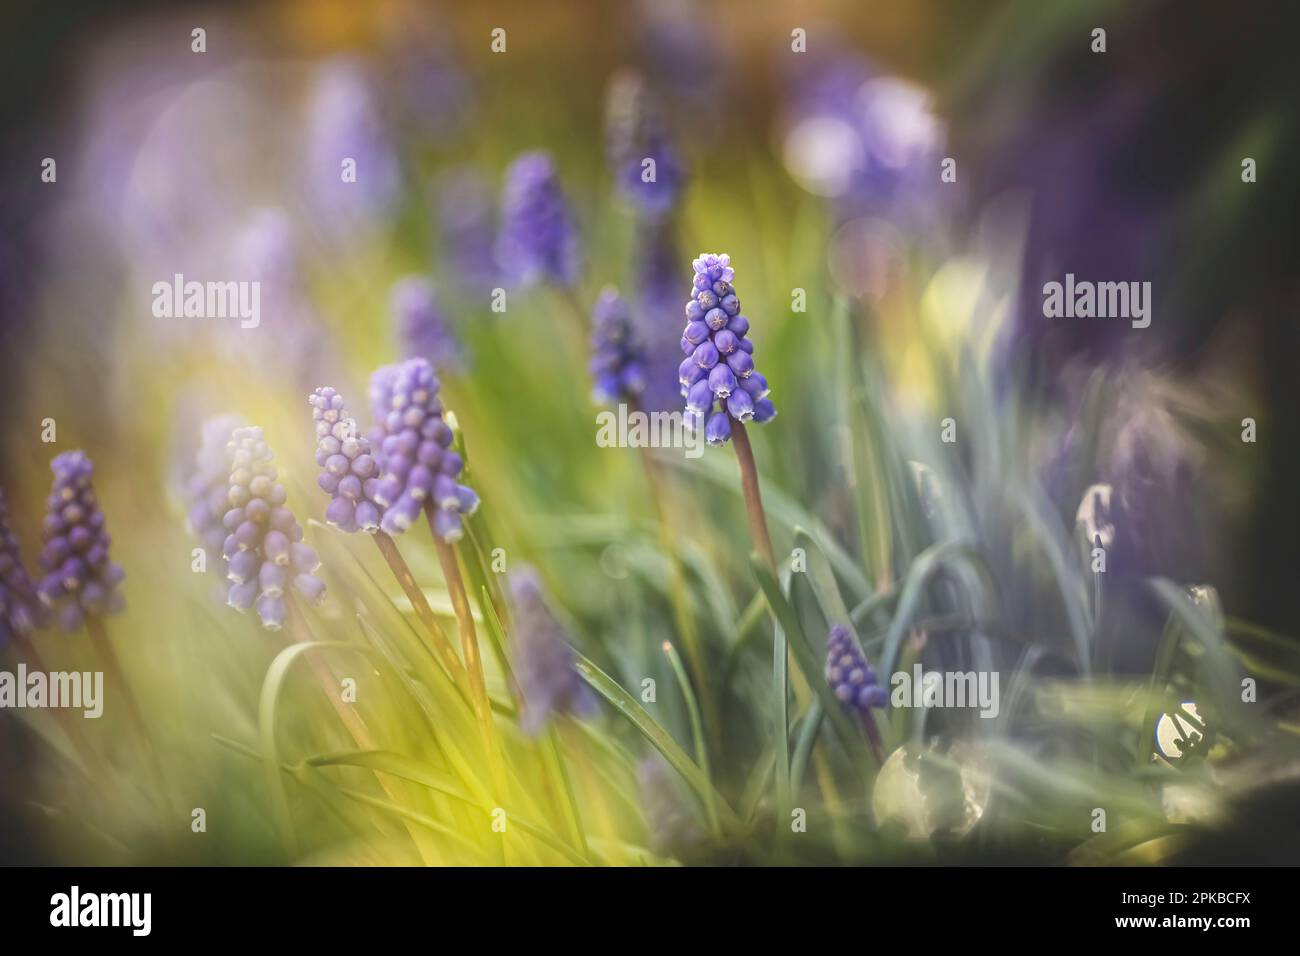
[183,414,243,579]
[496,151,581,288]
[589,287,648,404]
[509,567,597,736]
[309,387,383,534]
[1,490,47,644]
[37,452,124,631]
[306,57,401,224]
[223,427,325,631]
[437,167,499,294]
[391,276,464,373]
[369,358,478,541]
[678,254,775,444]
[825,624,887,715]
[605,71,686,219]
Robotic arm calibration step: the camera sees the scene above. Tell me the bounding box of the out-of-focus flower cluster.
[37,452,125,630]
[437,168,499,295]
[509,567,597,736]
[392,276,464,373]
[605,70,686,219]
[780,51,944,226]
[222,426,325,630]
[678,253,775,446]
[0,490,46,644]
[496,151,581,288]
[589,287,647,404]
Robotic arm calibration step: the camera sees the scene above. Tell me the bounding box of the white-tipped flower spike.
[222,426,325,630]
[309,387,382,534]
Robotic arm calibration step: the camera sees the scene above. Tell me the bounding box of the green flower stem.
[283,600,440,865]
[425,503,508,804]
[731,420,777,571]
[662,639,720,838]
[371,528,470,692]
[85,615,154,751]
[11,634,105,777]
[634,420,719,752]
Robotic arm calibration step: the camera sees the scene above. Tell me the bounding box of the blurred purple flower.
[227,208,339,386]
[310,388,383,534]
[605,71,686,219]
[637,754,704,860]
[391,276,464,373]
[589,287,647,404]
[632,0,726,122]
[508,566,597,736]
[304,57,401,225]
[221,426,325,630]
[780,51,944,226]
[825,624,887,714]
[437,167,499,295]
[369,358,479,539]
[37,452,125,631]
[0,490,47,644]
[183,414,243,577]
[679,253,775,445]
[496,151,581,288]
[633,217,689,413]
[379,8,473,143]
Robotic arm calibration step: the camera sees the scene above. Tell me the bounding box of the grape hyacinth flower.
[0,490,46,644]
[309,387,383,534]
[222,427,325,631]
[679,253,776,445]
[370,358,479,540]
[496,151,581,288]
[437,167,499,295]
[825,624,888,714]
[37,452,125,631]
[305,57,401,224]
[589,287,647,404]
[605,70,686,218]
[183,413,243,576]
[826,623,886,762]
[391,276,464,373]
[508,567,597,736]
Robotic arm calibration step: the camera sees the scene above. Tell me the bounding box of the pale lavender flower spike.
[222,426,325,630]
[37,451,125,631]
[310,387,383,534]
[369,358,479,540]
